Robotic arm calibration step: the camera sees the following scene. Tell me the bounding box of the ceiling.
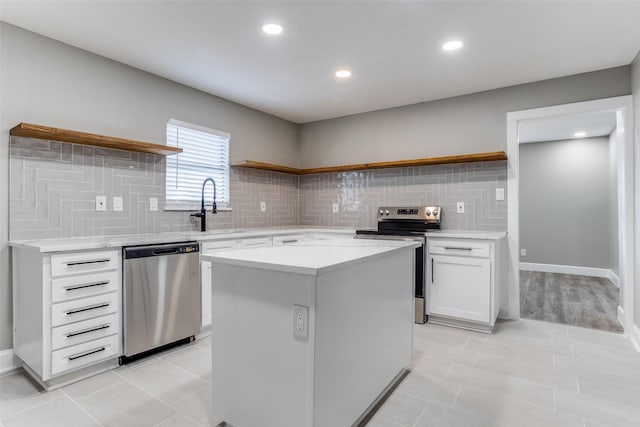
[518,111,617,144]
[1,1,639,124]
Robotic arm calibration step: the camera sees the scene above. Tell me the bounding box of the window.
[165,119,230,210]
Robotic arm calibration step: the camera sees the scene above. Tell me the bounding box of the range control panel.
[377,206,441,222]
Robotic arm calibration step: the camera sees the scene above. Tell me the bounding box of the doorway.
[506,96,634,335]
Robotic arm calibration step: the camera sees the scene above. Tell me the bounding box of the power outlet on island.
[293,305,309,340]
[521,248,527,257]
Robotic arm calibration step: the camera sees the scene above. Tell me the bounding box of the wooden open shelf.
[233,151,507,175]
[10,122,182,156]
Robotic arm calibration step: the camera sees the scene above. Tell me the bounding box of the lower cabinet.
[427,237,505,332]
[12,247,122,390]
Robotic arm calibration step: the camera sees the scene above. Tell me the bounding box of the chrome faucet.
[190,177,217,232]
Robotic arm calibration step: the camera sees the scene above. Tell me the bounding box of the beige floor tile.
[553,353,640,387]
[555,389,640,427]
[473,353,579,392]
[563,324,628,346]
[409,356,454,382]
[570,340,640,368]
[485,330,573,357]
[393,371,461,407]
[453,386,583,427]
[2,396,99,427]
[465,336,555,367]
[61,370,123,399]
[76,380,176,427]
[578,375,640,408]
[414,401,504,427]
[492,318,564,339]
[364,415,404,427]
[170,385,222,427]
[445,362,555,410]
[117,359,208,405]
[154,413,201,427]
[0,371,62,419]
[375,391,427,426]
[158,343,202,362]
[413,340,478,366]
[168,349,212,382]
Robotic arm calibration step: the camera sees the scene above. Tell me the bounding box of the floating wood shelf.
[10,122,182,156]
[233,151,507,175]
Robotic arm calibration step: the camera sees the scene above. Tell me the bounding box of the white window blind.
[165,119,230,210]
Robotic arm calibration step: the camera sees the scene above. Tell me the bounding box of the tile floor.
[1,319,639,427]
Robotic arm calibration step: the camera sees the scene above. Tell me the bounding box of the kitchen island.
[202,239,420,427]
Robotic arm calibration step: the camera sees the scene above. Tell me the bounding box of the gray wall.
[632,50,640,328]
[519,138,612,268]
[0,23,299,350]
[298,67,630,168]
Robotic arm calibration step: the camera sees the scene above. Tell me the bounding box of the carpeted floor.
[520,270,623,333]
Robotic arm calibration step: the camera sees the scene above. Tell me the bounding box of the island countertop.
[201,239,421,276]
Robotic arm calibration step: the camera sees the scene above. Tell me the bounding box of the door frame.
[506,95,634,334]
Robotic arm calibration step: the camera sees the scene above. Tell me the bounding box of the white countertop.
[202,239,422,275]
[9,227,506,253]
[9,227,355,252]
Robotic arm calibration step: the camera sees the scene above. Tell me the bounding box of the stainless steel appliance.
[355,206,441,324]
[122,241,201,362]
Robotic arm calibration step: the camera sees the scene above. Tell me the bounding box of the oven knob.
[379,209,384,215]
[384,210,390,215]
[426,210,432,216]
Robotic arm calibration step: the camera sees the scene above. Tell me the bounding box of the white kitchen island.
[201,239,420,427]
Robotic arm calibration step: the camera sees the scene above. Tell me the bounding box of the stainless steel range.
[355,206,441,324]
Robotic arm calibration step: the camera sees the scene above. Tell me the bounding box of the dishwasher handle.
[152,247,179,255]
[123,242,199,259]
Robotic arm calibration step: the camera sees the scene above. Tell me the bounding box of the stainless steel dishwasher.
[122,241,200,363]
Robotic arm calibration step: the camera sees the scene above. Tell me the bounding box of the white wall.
[519,137,613,269]
[298,67,631,168]
[632,50,640,331]
[609,131,619,277]
[0,23,299,350]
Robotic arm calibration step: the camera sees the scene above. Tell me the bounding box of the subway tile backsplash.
[9,136,506,240]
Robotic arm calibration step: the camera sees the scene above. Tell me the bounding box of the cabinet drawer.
[428,239,490,258]
[52,292,119,327]
[272,234,305,246]
[201,239,236,253]
[239,237,270,248]
[51,270,119,303]
[51,313,119,350]
[51,334,120,375]
[51,250,119,277]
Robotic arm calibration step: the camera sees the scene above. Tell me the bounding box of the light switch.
[149,197,158,211]
[496,188,505,201]
[113,197,123,212]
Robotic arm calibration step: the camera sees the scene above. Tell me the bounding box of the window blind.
[165,119,230,210]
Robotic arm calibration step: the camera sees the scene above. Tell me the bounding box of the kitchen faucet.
[190,177,217,232]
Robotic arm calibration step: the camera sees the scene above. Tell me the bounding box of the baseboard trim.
[630,324,640,352]
[519,262,619,286]
[0,349,21,375]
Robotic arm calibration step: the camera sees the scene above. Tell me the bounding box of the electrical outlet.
[95,196,107,211]
[521,248,527,257]
[456,202,465,214]
[293,305,309,340]
[332,203,339,213]
[113,196,123,212]
[149,197,158,211]
[496,188,505,201]
[260,201,266,212]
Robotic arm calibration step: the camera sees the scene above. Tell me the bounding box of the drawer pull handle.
[65,258,111,267]
[66,324,110,338]
[68,347,106,361]
[66,303,110,316]
[431,257,434,283]
[281,240,298,244]
[443,246,473,251]
[65,281,110,292]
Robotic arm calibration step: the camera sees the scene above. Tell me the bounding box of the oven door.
[354,233,427,324]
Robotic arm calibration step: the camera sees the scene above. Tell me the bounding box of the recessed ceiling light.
[262,23,283,35]
[335,69,352,78]
[574,131,587,138]
[442,40,463,51]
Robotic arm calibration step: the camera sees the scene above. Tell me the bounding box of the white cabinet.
[200,240,237,328]
[427,237,505,333]
[12,248,122,389]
